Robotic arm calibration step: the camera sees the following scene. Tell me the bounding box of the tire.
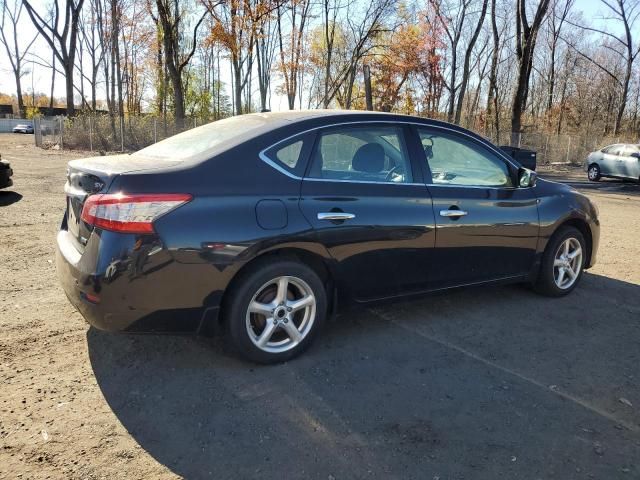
[587,163,601,181]
[224,259,327,364]
[534,226,586,297]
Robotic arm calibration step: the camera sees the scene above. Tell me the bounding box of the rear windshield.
[133,115,268,160]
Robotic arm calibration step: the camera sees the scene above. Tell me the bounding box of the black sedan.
[56,111,600,363]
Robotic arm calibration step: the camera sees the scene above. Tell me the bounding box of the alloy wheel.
[588,166,599,180]
[245,275,316,353]
[553,238,583,289]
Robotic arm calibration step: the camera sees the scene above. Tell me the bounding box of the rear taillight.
[80,193,192,234]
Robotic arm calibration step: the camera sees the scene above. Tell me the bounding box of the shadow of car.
[87,274,640,479]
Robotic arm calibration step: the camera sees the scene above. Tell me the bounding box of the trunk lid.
[64,154,182,250]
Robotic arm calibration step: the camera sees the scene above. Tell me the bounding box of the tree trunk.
[510,0,551,145]
[454,0,488,125]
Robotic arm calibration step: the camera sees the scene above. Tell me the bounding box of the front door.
[601,144,624,176]
[415,127,539,288]
[298,124,436,300]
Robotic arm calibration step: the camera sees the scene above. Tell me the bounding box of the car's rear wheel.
[587,164,601,181]
[534,226,586,297]
[224,259,327,364]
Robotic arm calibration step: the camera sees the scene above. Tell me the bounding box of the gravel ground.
[1,133,639,479]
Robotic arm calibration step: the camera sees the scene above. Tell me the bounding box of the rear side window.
[306,126,413,183]
[275,140,303,168]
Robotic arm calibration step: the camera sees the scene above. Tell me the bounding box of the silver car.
[585,143,640,182]
[12,123,34,134]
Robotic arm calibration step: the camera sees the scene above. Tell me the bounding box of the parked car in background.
[56,111,600,364]
[585,144,640,182]
[0,155,13,189]
[12,123,34,134]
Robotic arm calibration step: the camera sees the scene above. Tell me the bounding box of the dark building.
[0,105,14,117]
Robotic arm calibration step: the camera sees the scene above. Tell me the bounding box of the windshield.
[134,115,268,161]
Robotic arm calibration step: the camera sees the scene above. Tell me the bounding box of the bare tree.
[510,0,551,144]
[255,1,277,111]
[155,0,207,125]
[454,0,488,124]
[568,0,640,135]
[23,0,86,115]
[429,0,472,122]
[545,0,572,114]
[0,0,36,117]
[324,0,395,109]
[276,0,311,110]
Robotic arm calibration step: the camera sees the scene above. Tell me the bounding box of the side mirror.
[519,168,537,188]
[630,152,640,159]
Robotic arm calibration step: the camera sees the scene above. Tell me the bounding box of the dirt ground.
[1,132,639,479]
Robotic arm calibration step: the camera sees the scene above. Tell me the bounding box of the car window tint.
[275,140,303,168]
[307,126,413,183]
[418,128,513,187]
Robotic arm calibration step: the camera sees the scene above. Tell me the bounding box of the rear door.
[415,126,539,288]
[298,124,436,300]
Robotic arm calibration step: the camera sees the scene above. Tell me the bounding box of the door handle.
[317,212,355,221]
[439,209,468,218]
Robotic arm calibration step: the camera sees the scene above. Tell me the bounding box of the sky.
[0,0,620,113]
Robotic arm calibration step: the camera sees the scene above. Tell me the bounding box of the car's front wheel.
[587,163,601,181]
[224,259,327,364]
[534,226,586,297]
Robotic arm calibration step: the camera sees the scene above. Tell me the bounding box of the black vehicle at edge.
[0,156,13,189]
[56,110,600,363]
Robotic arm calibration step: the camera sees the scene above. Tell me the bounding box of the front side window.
[307,126,413,183]
[602,144,623,155]
[418,128,513,187]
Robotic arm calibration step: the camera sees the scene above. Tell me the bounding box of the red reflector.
[80,193,192,234]
[82,292,100,304]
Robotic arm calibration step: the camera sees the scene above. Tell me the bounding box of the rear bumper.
[56,230,148,331]
[56,228,222,333]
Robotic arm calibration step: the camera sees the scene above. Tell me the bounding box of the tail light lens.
[80,193,192,234]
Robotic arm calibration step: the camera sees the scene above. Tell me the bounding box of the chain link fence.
[507,132,628,167]
[34,117,63,148]
[39,115,209,153]
[29,113,638,168]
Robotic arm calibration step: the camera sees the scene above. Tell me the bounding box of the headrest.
[352,143,385,173]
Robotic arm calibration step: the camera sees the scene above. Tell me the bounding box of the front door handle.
[439,209,468,218]
[317,212,355,221]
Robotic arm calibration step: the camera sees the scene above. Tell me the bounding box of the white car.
[12,124,34,134]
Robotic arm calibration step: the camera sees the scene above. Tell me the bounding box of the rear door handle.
[317,212,355,221]
[439,209,468,218]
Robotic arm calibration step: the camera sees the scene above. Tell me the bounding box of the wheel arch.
[205,246,339,336]
[556,217,593,267]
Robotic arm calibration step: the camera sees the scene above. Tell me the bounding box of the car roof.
[246,109,476,138]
